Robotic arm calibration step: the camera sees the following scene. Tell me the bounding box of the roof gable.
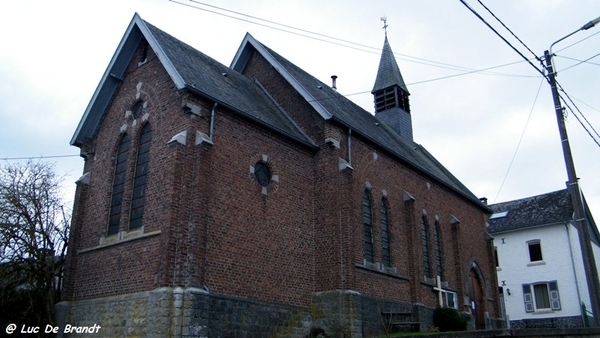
[71,14,315,149]
[231,34,487,211]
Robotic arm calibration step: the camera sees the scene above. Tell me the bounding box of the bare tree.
[0,160,70,329]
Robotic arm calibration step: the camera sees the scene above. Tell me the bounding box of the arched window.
[129,123,152,230]
[421,216,432,278]
[108,134,131,235]
[362,190,374,263]
[380,198,391,267]
[434,221,443,278]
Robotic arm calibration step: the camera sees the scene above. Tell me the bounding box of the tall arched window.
[108,134,131,235]
[380,198,391,267]
[434,221,443,278]
[362,190,374,263]
[129,123,152,230]
[421,216,432,278]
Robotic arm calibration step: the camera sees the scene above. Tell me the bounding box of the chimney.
[331,75,337,90]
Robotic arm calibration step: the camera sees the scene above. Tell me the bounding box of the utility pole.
[544,15,600,326]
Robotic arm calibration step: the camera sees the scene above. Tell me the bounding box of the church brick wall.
[62,26,501,336]
[336,131,498,316]
[196,109,316,307]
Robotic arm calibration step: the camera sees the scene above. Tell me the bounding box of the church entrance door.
[469,268,485,330]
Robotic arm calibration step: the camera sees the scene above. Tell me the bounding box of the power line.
[476,0,542,64]
[170,0,536,78]
[555,29,600,53]
[459,0,546,77]
[1,154,80,161]
[556,81,600,147]
[558,51,600,72]
[493,78,544,203]
[556,55,600,67]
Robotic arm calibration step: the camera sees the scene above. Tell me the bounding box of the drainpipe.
[347,129,352,166]
[566,222,584,320]
[209,102,217,143]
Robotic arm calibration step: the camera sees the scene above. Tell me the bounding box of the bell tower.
[372,17,412,142]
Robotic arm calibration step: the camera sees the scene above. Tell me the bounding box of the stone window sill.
[527,261,546,267]
[355,263,409,280]
[79,228,161,254]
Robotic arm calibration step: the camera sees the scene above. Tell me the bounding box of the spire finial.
[380,16,388,36]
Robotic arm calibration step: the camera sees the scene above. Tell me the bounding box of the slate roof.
[488,189,600,245]
[71,14,316,149]
[72,14,488,212]
[488,189,573,234]
[372,36,409,94]
[232,35,488,211]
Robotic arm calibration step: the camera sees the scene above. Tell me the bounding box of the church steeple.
[372,18,413,142]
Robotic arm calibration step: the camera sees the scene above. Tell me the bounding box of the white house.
[488,189,600,329]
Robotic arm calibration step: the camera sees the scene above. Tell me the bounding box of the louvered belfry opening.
[374,86,410,114]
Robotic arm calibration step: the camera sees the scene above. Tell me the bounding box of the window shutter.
[522,284,534,313]
[549,281,561,310]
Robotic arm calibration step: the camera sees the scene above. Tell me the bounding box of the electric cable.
[556,81,600,147]
[170,0,536,78]
[1,154,79,161]
[476,0,543,64]
[555,29,600,53]
[493,78,544,203]
[558,51,600,72]
[459,0,546,77]
[556,55,600,67]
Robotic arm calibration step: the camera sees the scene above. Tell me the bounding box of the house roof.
[488,189,573,234]
[70,13,316,150]
[488,189,600,244]
[231,34,488,212]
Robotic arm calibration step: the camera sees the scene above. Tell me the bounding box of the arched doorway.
[467,263,486,330]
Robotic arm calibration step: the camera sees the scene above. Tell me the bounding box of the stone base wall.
[56,288,504,337]
[509,315,584,329]
[56,287,313,338]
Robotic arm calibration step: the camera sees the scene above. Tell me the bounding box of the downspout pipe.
[347,129,352,166]
[566,222,584,320]
[209,102,217,143]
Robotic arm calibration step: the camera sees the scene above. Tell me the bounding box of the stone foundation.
[56,288,503,337]
[509,315,584,329]
[56,287,312,338]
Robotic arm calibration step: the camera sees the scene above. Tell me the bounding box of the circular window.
[253,162,271,187]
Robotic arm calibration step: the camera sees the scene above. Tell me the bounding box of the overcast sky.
[1,0,599,220]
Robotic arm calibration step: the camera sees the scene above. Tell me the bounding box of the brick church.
[58,13,502,337]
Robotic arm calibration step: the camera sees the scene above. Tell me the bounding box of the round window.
[254,162,271,187]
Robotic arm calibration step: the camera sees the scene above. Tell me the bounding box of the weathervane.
[380,16,388,36]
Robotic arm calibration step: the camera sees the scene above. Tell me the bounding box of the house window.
[421,216,432,278]
[494,246,499,267]
[528,240,543,262]
[445,291,458,309]
[434,221,443,278]
[362,190,374,263]
[380,198,390,267]
[129,123,152,230]
[523,281,561,312]
[108,134,131,236]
